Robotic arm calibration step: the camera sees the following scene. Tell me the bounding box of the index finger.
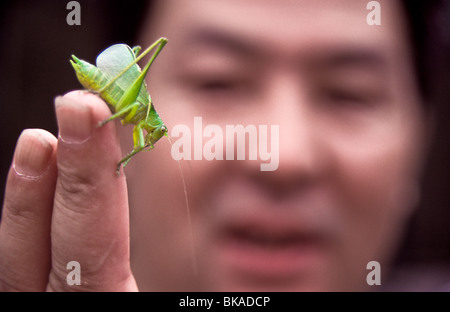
[48,91,137,291]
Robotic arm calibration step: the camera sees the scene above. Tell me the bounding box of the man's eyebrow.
[184,28,259,56]
[321,48,389,72]
[183,28,390,73]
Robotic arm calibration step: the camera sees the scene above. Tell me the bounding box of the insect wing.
[96,44,150,103]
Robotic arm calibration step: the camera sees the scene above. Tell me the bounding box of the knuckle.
[4,200,36,223]
[56,165,98,201]
[58,169,97,198]
[53,168,101,218]
[2,177,43,225]
[2,194,43,232]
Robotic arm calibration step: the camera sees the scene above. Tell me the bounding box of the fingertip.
[54,91,123,179]
[55,96,93,144]
[59,90,112,121]
[13,129,57,179]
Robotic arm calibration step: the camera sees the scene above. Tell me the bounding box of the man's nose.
[255,71,331,188]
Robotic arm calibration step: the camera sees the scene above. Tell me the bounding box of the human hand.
[0,91,137,291]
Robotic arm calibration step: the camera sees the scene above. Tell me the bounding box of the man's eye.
[190,74,251,99]
[197,79,237,92]
[327,89,366,103]
[322,87,379,108]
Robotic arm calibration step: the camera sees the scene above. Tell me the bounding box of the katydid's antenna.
[166,134,198,275]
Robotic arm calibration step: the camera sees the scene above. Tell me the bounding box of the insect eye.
[162,126,167,133]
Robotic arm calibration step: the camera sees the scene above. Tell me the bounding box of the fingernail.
[55,96,92,144]
[13,130,54,178]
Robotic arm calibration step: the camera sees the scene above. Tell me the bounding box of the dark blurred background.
[0,0,449,284]
[0,0,149,202]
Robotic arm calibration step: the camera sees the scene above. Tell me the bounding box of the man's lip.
[213,211,331,279]
[201,177,337,280]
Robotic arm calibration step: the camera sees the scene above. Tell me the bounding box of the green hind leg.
[116,121,153,174]
[98,102,140,127]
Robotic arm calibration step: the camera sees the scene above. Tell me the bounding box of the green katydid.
[70,38,198,272]
[70,37,168,174]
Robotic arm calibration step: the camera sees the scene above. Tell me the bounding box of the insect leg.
[116,122,147,173]
[132,46,142,57]
[98,102,140,127]
[98,38,168,95]
[132,121,146,149]
[114,38,168,113]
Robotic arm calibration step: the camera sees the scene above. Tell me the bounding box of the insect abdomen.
[70,55,150,119]
[71,55,128,112]
[70,56,108,90]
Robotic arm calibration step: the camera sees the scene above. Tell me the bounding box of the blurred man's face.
[124,0,427,291]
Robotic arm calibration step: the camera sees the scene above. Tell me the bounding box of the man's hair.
[396,0,450,266]
[401,0,450,103]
